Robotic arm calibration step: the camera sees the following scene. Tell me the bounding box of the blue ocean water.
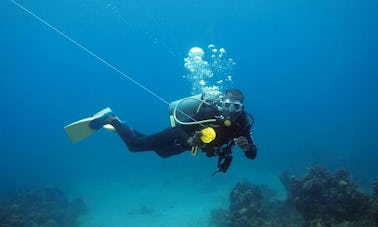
[1,0,378,226]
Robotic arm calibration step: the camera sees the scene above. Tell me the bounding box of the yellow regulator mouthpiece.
[200,127,216,143]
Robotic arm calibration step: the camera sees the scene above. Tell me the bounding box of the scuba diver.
[66,89,257,175]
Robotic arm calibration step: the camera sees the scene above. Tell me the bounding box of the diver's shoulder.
[238,111,255,126]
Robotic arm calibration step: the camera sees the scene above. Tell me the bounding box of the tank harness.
[169,95,219,155]
[169,95,239,175]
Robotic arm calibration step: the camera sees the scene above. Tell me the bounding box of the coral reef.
[372,177,378,224]
[209,181,303,227]
[210,165,377,227]
[284,165,372,225]
[0,186,86,227]
[228,182,268,226]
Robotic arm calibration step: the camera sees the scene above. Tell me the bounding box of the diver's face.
[220,98,244,119]
[222,98,244,112]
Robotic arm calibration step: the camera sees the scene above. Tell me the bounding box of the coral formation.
[0,186,86,227]
[372,177,378,224]
[228,182,268,226]
[210,165,377,227]
[285,165,371,225]
[374,177,378,197]
[209,181,302,227]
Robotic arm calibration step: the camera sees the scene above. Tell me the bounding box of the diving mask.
[222,99,244,112]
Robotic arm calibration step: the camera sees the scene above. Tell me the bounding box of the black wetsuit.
[108,120,191,158]
[107,103,257,164]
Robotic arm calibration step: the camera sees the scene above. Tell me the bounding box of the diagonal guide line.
[9,0,170,106]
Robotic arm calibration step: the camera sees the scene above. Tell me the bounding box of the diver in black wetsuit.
[90,89,257,174]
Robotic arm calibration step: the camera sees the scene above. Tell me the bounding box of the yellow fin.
[64,107,112,143]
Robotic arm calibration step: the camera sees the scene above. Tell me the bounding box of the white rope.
[9,0,171,106]
[9,0,211,125]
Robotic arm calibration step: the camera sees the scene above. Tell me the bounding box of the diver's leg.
[154,143,188,158]
[127,127,188,157]
[105,116,190,155]
[105,116,137,147]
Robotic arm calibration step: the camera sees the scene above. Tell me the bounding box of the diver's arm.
[236,114,257,160]
[243,133,257,159]
[233,134,256,159]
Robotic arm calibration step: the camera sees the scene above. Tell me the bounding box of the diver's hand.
[187,131,203,147]
[234,136,250,151]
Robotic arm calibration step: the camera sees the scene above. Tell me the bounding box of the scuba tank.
[168,94,203,123]
[168,92,224,126]
[168,94,218,147]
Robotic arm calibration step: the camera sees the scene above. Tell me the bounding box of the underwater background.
[1,0,378,226]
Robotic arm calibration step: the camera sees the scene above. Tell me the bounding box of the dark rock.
[0,186,86,227]
[210,166,377,227]
[284,165,372,225]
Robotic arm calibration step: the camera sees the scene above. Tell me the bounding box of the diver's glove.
[234,136,250,151]
[187,131,203,147]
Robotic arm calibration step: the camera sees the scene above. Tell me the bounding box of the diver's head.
[219,89,245,119]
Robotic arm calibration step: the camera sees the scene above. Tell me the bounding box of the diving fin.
[64,107,113,143]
